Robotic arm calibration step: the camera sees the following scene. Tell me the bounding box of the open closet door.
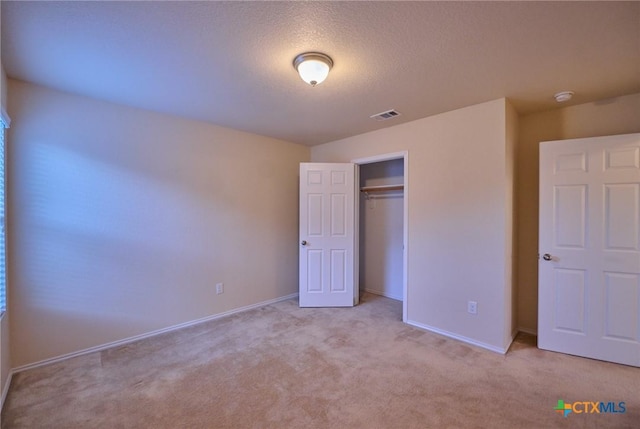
[299,163,357,307]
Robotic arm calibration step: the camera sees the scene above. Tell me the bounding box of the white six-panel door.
[299,163,356,307]
[539,133,640,367]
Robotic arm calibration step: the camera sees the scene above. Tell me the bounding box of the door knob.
[542,253,552,261]
[301,240,307,246]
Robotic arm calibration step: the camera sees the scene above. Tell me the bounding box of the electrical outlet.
[216,283,224,295]
[467,301,477,315]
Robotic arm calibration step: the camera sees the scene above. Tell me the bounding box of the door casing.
[352,151,409,322]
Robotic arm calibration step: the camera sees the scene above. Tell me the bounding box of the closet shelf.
[360,184,404,199]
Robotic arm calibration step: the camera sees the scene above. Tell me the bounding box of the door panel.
[604,184,639,250]
[539,133,640,367]
[553,268,586,333]
[603,272,638,340]
[330,249,346,292]
[299,163,356,307]
[553,185,586,248]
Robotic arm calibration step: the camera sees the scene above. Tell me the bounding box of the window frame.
[0,106,10,316]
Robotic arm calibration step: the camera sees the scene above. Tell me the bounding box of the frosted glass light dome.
[293,52,333,87]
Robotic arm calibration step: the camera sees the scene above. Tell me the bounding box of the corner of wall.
[7,81,308,368]
[504,99,519,348]
[0,0,5,108]
[0,54,11,410]
[0,69,7,111]
[1,19,7,109]
[313,98,517,352]
[516,92,640,336]
[1,375,12,412]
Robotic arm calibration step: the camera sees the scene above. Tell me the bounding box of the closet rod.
[360,184,404,193]
[360,184,404,199]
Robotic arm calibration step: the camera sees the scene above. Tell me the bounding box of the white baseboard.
[12,293,299,374]
[518,326,538,336]
[406,319,509,354]
[361,288,403,301]
[1,369,12,412]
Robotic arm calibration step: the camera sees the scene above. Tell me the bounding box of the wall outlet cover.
[467,301,477,315]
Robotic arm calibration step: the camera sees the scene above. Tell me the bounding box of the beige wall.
[504,100,518,345]
[0,315,8,405]
[1,0,13,402]
[0,93,10,405]
[7,79,309,367]
[517,93,640,333]
[312,99,515,352]
[1,68,6,109]
[5,73,637,370]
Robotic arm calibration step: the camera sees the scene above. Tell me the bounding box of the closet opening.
[353,152,408,322]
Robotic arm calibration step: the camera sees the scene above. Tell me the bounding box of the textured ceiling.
[2,1,639,146]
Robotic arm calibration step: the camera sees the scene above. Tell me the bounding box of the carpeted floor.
[1,293,638,428]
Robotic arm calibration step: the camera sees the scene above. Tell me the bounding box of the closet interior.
[358,158,405,303]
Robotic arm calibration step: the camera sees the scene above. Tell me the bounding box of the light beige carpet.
[2,293,638,428]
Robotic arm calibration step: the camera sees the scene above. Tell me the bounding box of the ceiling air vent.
[370,109,401,121]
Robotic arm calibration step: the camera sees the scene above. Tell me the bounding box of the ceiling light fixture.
[293,52,333,87]
[554,91,574,103]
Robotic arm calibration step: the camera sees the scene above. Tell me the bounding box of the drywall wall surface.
[517,93,640,333]
[0,315,8,405]
[0,101,8,404]
[0,3,6,110]
[504,99,518,346]
[359,159,404,300]
[0,6,12,400]
[312,99,511,350]
[7,79,310,367]
[1,67,6,110]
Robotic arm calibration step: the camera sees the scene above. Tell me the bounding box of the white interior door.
[539,133,640,367]
[299,163,356,307]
